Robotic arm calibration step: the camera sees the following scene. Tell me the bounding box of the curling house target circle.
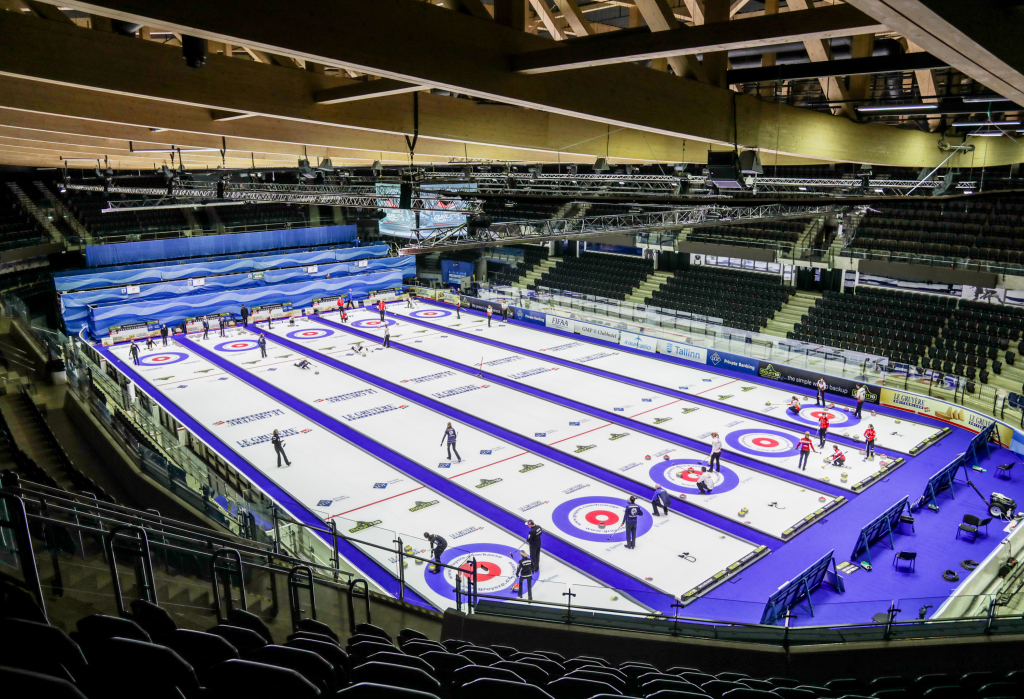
[649,458,739,495]
[726,428,800,457]
[214,339,260,353]
[286,328,334,340]
[793,407,859,428]
[140,352,189,366]
[351,318,397,330]
[424,544,520,600]
[552,495,654,543]
[410,309,452,319]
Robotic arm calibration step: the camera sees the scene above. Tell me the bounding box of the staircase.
[34,181,91,246]
[6,182,62,244]
[514,258,557,290]
[206,206,226,234]
[763,290,820,338]
[792,217,823,261]
[181,207,203,235]
[626,270,672,304]
[1,391,75,492]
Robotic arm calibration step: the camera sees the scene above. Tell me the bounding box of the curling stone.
[818,496,826,502]
[766,401,771,406]
[645,455,651,460]
[841,472,849,482]
[738,507,749,516]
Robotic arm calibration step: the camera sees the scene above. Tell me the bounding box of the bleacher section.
[201,202,309,231]
[687,221,804,252]
[489,246,549,287]
[791,286,1024,390]
[481,200,566,222]
[646,266,792,332]
[851,197,1024,264]
[531,252,652,301]
[0,187,46,251]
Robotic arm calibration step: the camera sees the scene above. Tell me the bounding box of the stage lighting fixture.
[933,171,962,195]
[594,158,610,172]
[857,103,938,112]
[567,164,577,175]
[182,35,207,69]
[952,120,1020,127]
[962,96,1012,103]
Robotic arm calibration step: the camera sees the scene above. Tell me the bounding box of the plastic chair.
[338,682,441,699]
[398,628,430,644]
[353,661,442,695]
[76,614,151,644]
[226,609,274,645]
[718,673,750,682]
[913,676,952,692]
[739,679,774,691]
[208,624,268,655]
[869,677,907,691]
[0,617,87,683]
[518,656,566,680]
[893,551,917,572]
[702,680,749,698]
[644,691,707,699]
[997,462,1016,479]
[349,640,400,664]
[163,629,239,672]
[348,633,395,649]
[460,648,503,666]
[535,651,567,664]
[129,600,177,641]
[455,678,554,699]
[567,669,627,693]
[453,664,527,687]
[922,687,963,699]
[491,645,519,659]
[404,641,448,656]
[251,644,338,694]
[494,660,550,687]
[366,650,437,677]
[442,639,474,653]
[770,688,816,699]
[826,679,865,694]
[295,618,338,643]
[421,650,474,684]
[719,689,776,699]
[201,659,321,699]
[0,665,89,699]
[681,672,717,686]
[287,638,350,680]
[575,655,610,667]
[354,623,392,643]
[547,676,621,699]
[960,672,998,690]
[979,682,1019,698]
[766,678,802,689]
[642,679,701,695]
[958,517,980,543]
[82,637,200,699]
[289,630,340,647]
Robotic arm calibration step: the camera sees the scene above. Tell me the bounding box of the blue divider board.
[760,548,843,625]
[851,495,910,564]
[920,454,966,509]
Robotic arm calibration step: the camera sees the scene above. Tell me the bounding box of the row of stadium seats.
[6,594,1023,699]
[533,252,652,301]
[0,189,47,250]
[646,266,791,332]
[687,221,803,252]
[850,197,1024,264]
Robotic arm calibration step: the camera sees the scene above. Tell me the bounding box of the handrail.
[288,564,316,630]
[104,524,157,616]
[0,490,47,622]
[348,578,370,633]
[211,547,246,622]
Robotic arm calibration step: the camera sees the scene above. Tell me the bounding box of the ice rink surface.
[260,316,839,539]
[331,306,900,492]
[386,304,945,455]
[105,338,653,612]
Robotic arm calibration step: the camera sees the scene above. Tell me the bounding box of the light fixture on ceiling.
[962,96,1012,103]
[857,104,939,112]
[952,120,1020,127]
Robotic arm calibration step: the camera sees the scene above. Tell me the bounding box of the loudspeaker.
[399,179,413,209]
[707,151,743,189]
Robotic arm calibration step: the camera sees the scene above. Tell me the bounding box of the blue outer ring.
[792,406,861,429]
[423,543,520,600]
[214,340,260,353]
[286,328,335,340]
[551,495,654,543]
[140,351,190,366]
[649,458,740,495]
[410,309,453,319]
[725,428,800,457]
[351,318,397,329]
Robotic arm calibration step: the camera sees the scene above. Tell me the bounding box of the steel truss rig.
[399,202,847,255]
[64,182,482,213]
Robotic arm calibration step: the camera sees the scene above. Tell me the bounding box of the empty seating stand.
[850,196,1024,266]
[532,252,652,301]
[0,188,46,251]
[646,266,792,332]
[688,221,804,253]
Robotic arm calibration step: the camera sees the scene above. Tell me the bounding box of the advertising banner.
[461,295,502,313]
[707,349,758,375]
[880,388,1013,443]
[514,307,546,326]
[578,321,620,344]
[757,361,880,403]
[620,331,657,353]
[545,314,574,333]
[659,339,707,364]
